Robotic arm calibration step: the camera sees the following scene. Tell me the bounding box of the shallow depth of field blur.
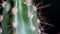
[0,0,60,34]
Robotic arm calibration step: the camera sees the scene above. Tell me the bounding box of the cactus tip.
[33,6,37,11]
[2,1,7,7]
[0,15,3,22]
[24,0,31,6]
[37,19,40,23]
[12,21,17,28]
[11,7,18,15]
[28,12,34,20]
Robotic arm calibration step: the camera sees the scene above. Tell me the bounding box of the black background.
[34,0,60,34]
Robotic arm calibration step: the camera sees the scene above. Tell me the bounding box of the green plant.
[2,0,40,34]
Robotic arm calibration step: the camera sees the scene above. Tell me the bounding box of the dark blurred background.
[34,0,60,34]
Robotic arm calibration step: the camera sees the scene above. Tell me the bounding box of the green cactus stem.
[2,0,40,34]
[13,0,40,34]
[2,0,13,34]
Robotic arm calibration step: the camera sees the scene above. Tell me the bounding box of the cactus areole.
[2,0,40,34]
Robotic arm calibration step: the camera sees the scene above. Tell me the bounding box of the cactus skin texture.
[2,0,40,34]
[2,0,13,34]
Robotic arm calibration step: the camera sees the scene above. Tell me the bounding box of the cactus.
[1,0,40,34]
[2,0,13,34]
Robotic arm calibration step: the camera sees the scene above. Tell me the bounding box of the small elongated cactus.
[1,0,40,34]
